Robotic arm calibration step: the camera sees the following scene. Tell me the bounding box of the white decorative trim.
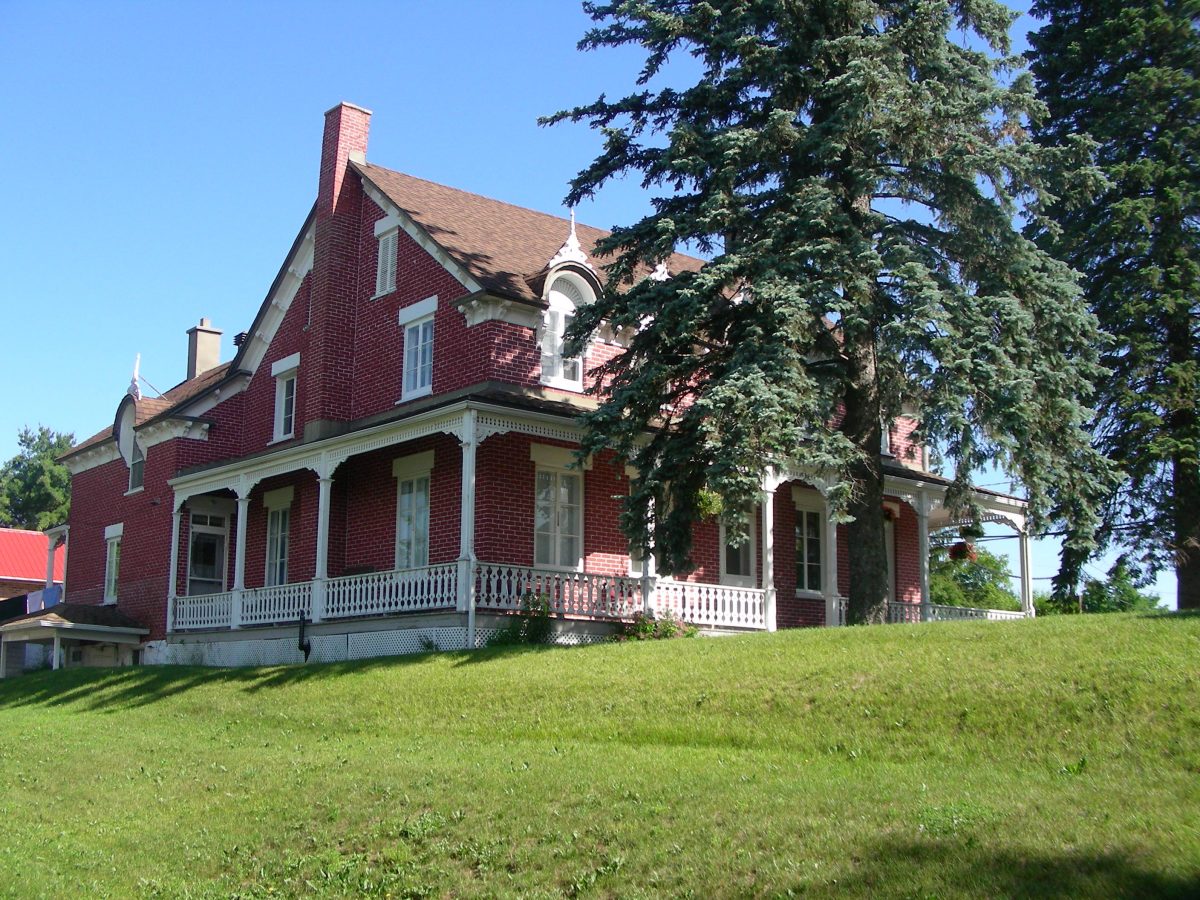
[392,450,435,481]
[547,210,593,270]
[240,227,315,382]
[271,352,301,377]
[63,441,122,475]
[458,294,542,328]
[374,215,402,238]
[104,522,124,540]
[397,295,438,326]
[530,443,591,471]
[263,486,294,510]
[359,177,483,293]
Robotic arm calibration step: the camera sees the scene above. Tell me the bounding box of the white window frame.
[719,513,757,588]
[271,352,300,442]
[540,275,587,391]
[393,451,434,570]
[794,500,825,597]
[398,295,437,402]
[103,522,123,604]
[186,507,230,596]
[126,442,145,494]
[374,220,399,298]
[626,466,655,578]
[531,443,587,572]
[263,487,294,587]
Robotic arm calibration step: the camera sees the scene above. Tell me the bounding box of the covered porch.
[0,603,149,677]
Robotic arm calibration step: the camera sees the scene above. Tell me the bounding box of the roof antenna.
[127,354,142,402]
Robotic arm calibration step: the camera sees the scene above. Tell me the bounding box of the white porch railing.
[174,590,234,630]
[474,563,642,620]
[652,580,766,630]
[833,597,1025,625]
[242,582,312,626]
[326,564,457,619]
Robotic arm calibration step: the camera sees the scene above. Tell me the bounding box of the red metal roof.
[0,528,64,583]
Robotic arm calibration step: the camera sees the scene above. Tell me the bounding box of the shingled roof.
[355,162,704,304]
[65,362,233,458]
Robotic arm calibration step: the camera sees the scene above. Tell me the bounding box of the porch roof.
[0,603,150,645]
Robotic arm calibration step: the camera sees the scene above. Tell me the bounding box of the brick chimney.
[306,102,372,438]
[186,317,222,380]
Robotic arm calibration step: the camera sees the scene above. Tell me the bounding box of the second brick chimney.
[186,317,222,380]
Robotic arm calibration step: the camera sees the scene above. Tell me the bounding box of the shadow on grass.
[814,837,1199,898]
[0,641,584,712]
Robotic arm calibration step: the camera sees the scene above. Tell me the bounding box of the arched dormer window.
[540,273,590,391]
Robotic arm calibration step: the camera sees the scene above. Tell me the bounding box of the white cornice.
[239,227,315,381]
[458,294,541,329]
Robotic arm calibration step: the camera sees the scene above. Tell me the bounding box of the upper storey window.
[271,353,300,442]
[540,275,588,391]
[375,218,399,297]
[398,295,438,401]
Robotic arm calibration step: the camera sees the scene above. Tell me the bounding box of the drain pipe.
[297,613,312,662]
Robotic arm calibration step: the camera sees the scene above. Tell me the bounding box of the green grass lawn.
[1,613,1198,898]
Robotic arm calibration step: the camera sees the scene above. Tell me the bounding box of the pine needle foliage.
[545,0,1113,623]
[1028,0,1200,609]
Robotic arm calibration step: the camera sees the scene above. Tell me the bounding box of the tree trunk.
[841,334,889,624]
[1174,454,1200,610]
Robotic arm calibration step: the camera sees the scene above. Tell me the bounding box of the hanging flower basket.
[960,521,986,542]
[949,541,978,563]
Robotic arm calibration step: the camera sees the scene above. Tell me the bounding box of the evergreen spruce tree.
[546,0,1112,623]
[1029,0,1200,610]
[0,427,74,531]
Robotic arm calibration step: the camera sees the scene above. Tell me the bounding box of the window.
[531,444,586,570]
[719,513,756,587]
[795,507,823,594]
[263,487,293,587]
[540,276,586,390]
[393,451,434,569]
[188,511,228,595]
[271,353,300,441]
[398,295,437,401]
[104,523,123,604]
[128,443,144,492]
[375,229,398,296]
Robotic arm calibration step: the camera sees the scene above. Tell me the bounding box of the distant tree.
[1028,0,1200,609]
[546,0,1113,623]
[930,545,1022,611]
[0,427,74,531]
[1037,558,1161,615]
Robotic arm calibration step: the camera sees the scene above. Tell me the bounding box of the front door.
[188,513,228,595]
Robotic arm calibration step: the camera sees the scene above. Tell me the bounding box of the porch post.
[167,505,182,633]
[312,471,333,624]
[232,487,250,630]
[761,480,777,632]
[916,490,931,622]
[0,637,8,679]
[44,536,57,589]
[1019,529,1035,617]
[457,409,478,649]
[823,493,840,627]
[52,634,61,671]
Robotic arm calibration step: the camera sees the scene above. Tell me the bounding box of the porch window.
[540,276,585,390]
[796,507,823,594]
[188,512,227,595]
[266,507,290,586]
[103,523,122,604]
[392,451,434,569]
[719,513,756,587]
[534,470,582,569]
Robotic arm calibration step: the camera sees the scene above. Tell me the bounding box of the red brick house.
[18,104,1033,669]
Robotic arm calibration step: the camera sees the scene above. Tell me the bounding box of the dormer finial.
[548,207,592,269]
[649,261,670,282]
[127,354,142,402]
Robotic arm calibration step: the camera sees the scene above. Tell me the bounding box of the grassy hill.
[1,613,1197,898]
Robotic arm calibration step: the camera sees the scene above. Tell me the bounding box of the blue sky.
[0,1,1176,606]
